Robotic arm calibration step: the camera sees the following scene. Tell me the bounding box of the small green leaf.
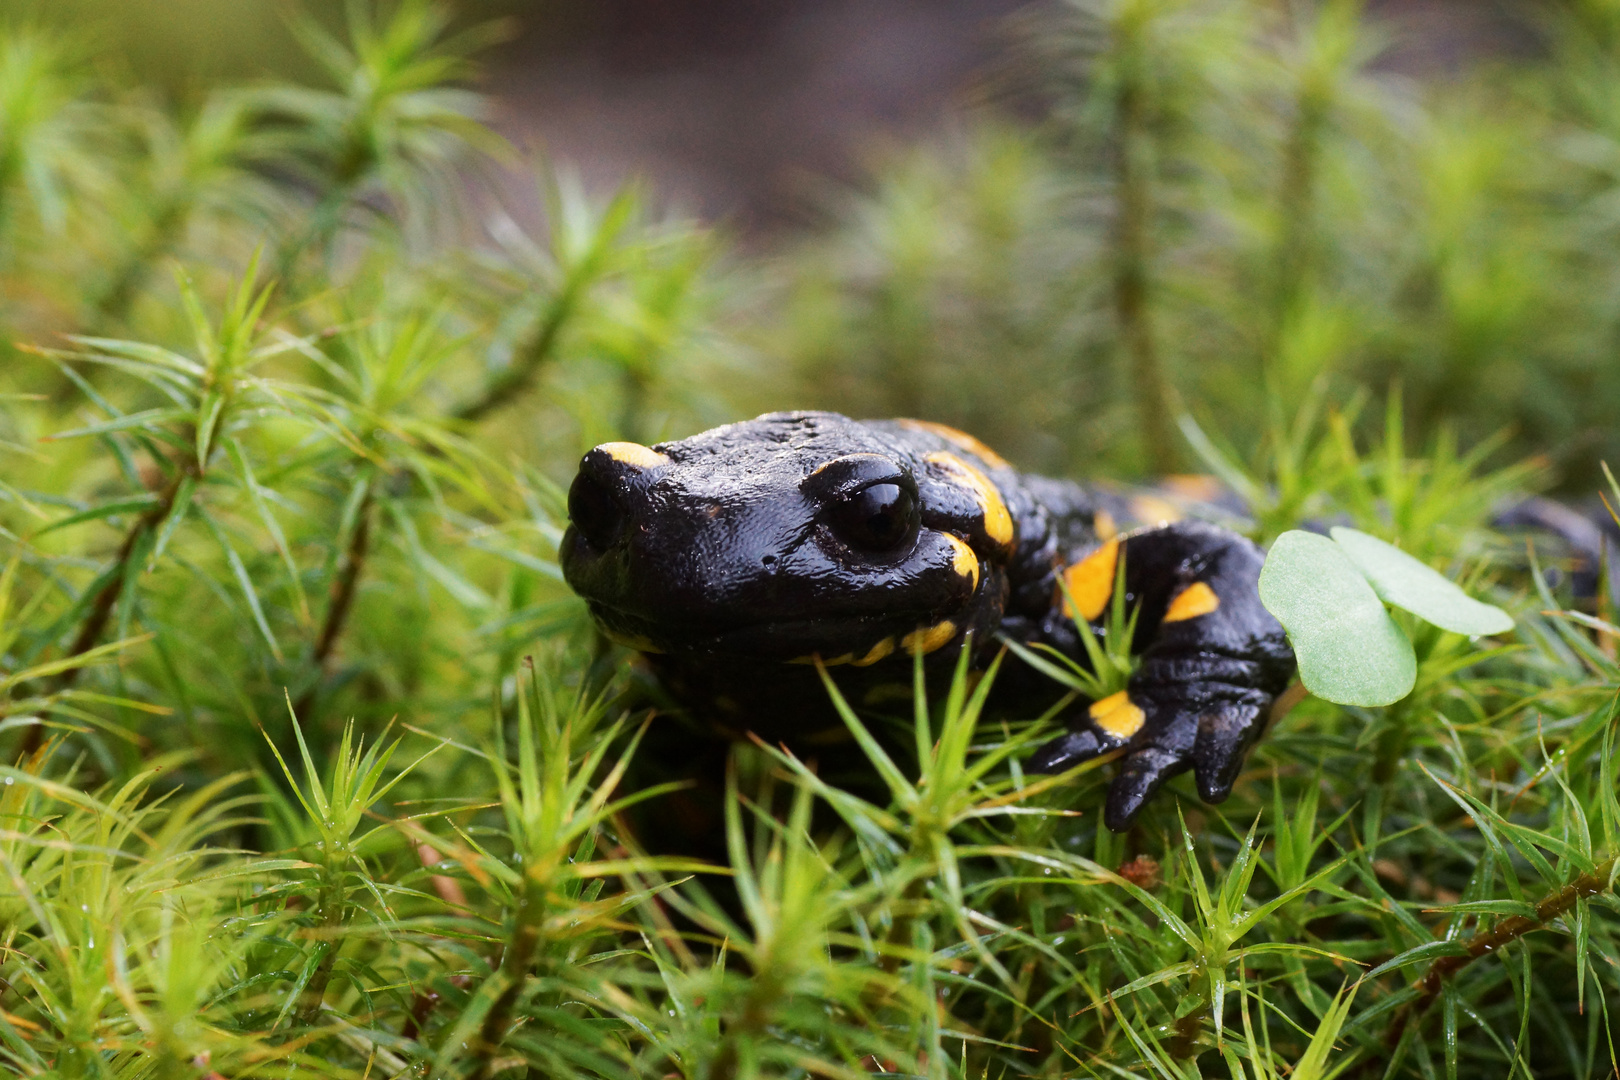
[1259,530,1416,706]
[34,494,160,536]
[42,407,190,442]
[1329,527,1514,636]
[200,510,282,661]
[147,475,196,570]
[1291,980,1360,1080]
[1364,938,1469,979]
[195,390,225,468]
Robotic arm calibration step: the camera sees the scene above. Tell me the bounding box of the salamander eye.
[829,483,919,553]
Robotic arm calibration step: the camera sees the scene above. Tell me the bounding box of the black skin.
[560,410,1296,831]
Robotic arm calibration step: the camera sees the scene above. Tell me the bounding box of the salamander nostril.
[567,469,622,551]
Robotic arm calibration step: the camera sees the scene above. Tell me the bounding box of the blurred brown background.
[18,0,1535,234]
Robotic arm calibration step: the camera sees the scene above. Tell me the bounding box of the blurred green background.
[9,0,1616,489]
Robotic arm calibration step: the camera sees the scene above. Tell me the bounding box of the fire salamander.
[560,411,1298,831]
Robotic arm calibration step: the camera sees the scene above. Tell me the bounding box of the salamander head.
[559,411,1016,665]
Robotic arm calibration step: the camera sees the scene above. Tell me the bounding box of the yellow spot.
[789,652,854,666]
[603,628,665,654]
[944,534,981,590]
[898,419,1012,470]
[808,452,889,478]
[852,637,896,667]
[902,620,957,655]
[1089,690,1145,740]
[1128,494,1182,525]
[1063,539,1120,623]
[1093,509,1118,541]
[926,451,1015,550]
[598,441,670,469]
[1161,474,1224,502]
[1164,581,1220,623]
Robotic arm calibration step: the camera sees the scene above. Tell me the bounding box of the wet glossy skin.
[560,411,1296,830]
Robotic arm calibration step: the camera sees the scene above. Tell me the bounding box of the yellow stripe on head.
[1089,691,1145,740]
[1128,494,1182,526]
[1062,538,1120,623]
[852,637,896,666]
[901,620,957,655]
[598,441,670,469]
[1161,474,1224,501]
[926,451,1015,550]
[943,533,981,590]
[1163,581,1220,623]
[788,651,856,666]
[898,418,1013,471]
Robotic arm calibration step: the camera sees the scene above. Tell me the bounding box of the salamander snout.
[563,441,670,556]
[566,469,622,552]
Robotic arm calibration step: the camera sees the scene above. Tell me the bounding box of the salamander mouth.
[583,600,951,663]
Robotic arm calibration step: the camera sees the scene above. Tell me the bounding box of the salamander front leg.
[1028,521,1295,831]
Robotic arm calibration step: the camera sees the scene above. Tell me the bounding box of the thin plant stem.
[294,480,376,723]
[1379,856,1618,1055]
[707,974,782,1080]
[453,184,635,424]
[453,269,585,424]
[18,467,191,757]
[1112,53,1177,475]
[1265,75,1326,390]
[878,875,927,977]
[293,867,349,1027]
[468,865,545,1080]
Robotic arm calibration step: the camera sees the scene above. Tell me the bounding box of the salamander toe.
[1028,727,1110,773]
[1191,703,1267,804]
[1104,744,1192,832]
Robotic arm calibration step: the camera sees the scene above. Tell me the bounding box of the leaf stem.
[467,866,545,1080]
[294,480,376,723]
[18,466,190,757]
[1112,50,1176,474]
[1380,856,1617,1053]
[1266,67,1327,386]
[452,277,580,424]
[293,879,348,1027]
